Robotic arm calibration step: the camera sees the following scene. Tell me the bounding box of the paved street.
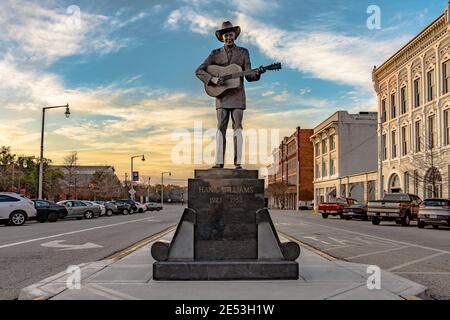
[3,205,449,300]
[0,205,183,300]
[270,209,450,300]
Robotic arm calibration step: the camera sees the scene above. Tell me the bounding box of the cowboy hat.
[215,21,241,42]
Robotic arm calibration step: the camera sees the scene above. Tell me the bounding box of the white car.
[0,192,37,226]
[134,202,147,213]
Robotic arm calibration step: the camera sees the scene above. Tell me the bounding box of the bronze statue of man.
[196,21,265,169]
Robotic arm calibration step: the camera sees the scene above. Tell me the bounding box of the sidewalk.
[19,231,428,300]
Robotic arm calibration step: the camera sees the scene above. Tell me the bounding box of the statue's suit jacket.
[196,45,260,110]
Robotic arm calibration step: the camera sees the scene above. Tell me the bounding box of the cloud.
[166,7,218,34]
[272,91,289,102]
[0,0,148,64]
[165,5,410,90]
[262,90,275,97]
[300,87,312,96]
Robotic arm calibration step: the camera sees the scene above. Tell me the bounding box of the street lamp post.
[130,154,145,200]
[161,171,171,208]
[38,104,70,199]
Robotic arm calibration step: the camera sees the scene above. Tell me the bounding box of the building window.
[391,93,396,119]
[427,69,435,102]
[414,78,421,107]
[322,140,327,155]
[315,163,320,179]
[391,130,397,159]
[415,120,422,152]
[400,87,407,114]
[315,143,320,157]
[322,161,327,177]
[382,99,387,122]
[330,159,335,176]
[428,115,436,149]
[443,60,450,94]
[382,134,387,160]
[401,126,408,156]
[444,109,450,146]
[329,135,335,151]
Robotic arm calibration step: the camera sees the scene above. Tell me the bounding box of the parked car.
[298,203,314,210]
[110,200,132,215]
[33,200,68,223]
[368,193,421,226]
[0,192,37,226]
[83,201,104,216]
[57,200,100,220]
[146,202,163,211]
[343,203,369,221]
[115,199,137,213]
[134,202,147,213]
[94,201,118,217]
[418,198,450,229]
[318,198,358,219]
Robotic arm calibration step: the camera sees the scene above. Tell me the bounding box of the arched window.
[389,174,402,193]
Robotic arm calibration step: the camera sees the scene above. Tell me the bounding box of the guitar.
[205,62,282,97]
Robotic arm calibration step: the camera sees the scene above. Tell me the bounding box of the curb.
[19,226,177,301]
[279,232,430,300]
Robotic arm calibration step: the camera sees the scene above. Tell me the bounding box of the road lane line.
[0,217,161,250]
[387,252,447,272]
[346,246,410,260]
[278,218,450,255]
[394,272,450,275]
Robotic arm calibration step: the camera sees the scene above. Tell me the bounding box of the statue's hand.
[256,66,266,76]
[211,77,225,86]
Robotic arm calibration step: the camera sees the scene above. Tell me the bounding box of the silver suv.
[0,192,37,226]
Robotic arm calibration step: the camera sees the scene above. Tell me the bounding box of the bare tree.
[64,151,79,199]
[90,171,122,200]
[401,131,448,198]
[266,182,288,209]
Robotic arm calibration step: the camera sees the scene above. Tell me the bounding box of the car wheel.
[48,212,58,223]
[432,225,439,230]
[371,217,380,225]
[418,220,426,229]
[401,213,411,226]
[321,213,328,219]
[84,211,94,220]
[138,208,144,213]
[123,209,129,215]
[9,211,27,226]
[106,209,113,217]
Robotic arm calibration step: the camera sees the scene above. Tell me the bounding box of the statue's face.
[222,31,236,46]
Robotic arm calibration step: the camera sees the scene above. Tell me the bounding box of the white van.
[0,192,37,226]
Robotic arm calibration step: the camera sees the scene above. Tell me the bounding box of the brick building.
[267,127,314,209]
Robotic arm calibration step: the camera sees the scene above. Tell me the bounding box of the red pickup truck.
[318,198,358,219]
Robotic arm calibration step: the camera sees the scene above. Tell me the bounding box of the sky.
[0,0,448,185]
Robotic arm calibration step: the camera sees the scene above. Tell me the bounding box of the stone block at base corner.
[153,261,299,281]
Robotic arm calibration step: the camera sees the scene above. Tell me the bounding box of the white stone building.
[373,4,450,199]
[311,111,378,207]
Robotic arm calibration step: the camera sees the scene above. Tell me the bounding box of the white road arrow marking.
[303,236,331,245]
[41,240,103,251]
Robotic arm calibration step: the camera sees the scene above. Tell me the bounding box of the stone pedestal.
[151,169,300,280]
